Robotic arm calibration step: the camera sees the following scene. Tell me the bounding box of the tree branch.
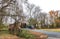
[0,0,12,10]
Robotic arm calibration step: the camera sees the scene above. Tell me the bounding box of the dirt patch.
[29,31,48,39]
[0,34,25,39]
[0,30,48,39]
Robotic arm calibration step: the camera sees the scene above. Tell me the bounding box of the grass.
[0,30,9,35]
[40,29,60,32]
[0,24,35,39]
[0,32,24,39]
[0,29,35,39]
[0,30,25,39]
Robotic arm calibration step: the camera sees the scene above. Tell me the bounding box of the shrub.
[18,29,35,39]
[0,24,8,30]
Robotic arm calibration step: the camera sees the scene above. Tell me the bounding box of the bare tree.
[0,0,13,25]
[0,0,25,25]
[33,6,41,20]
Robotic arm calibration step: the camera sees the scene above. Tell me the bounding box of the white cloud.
[28,0,60,13]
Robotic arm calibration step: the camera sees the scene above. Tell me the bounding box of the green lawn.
[0,30,9,35]
[40,29,60,32]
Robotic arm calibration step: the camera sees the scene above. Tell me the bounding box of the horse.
[8,22,21,35]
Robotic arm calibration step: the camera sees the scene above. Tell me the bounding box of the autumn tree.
[49,10,59,28]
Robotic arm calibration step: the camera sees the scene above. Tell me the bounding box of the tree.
[49,10,59,28]
[26,4,35,18]
[0,0,25,24]
[0,0,26,35]
[33,6,41,20]
[0,0,14,25]
[0,0,26,32]
[28,18,38,26]
[38,12,47,28]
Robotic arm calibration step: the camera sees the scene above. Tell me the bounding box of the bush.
[18,29,35,39]
[0,24,8,30]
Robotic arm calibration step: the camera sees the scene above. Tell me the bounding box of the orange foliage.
[55,19,60,23]
[54,11,58,17]
[49,10,58,17]
[49,10,54,17]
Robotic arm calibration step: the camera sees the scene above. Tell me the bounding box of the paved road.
[48,37,60,39]
[25,29,60,39]
[31,29,60,38]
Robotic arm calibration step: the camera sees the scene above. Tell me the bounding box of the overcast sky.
[28,0,60,13]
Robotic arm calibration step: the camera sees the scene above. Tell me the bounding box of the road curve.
[25,29,60,39]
